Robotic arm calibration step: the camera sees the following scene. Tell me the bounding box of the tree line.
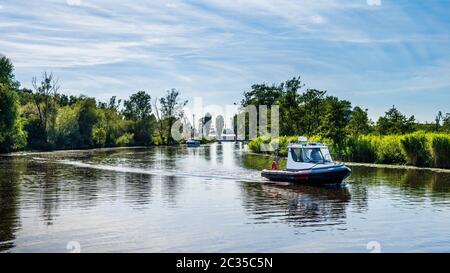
[237,76,450,143]
[2,56,449,153]
[0,56,187,153]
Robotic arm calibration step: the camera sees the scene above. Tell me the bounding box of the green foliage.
[346,106,371,135]
[159,89,188,145]
[92,110,107,147]
[77,98,99,148]
[116,133,134,147]
[54,104,80,149]
[443,116,450,132]
[123,91,152,120]
[0,57,20,89]
[430,134,450,168]
[376,105,415,135]
[345,136,377,163]
[400,133,431,166]
[374,135,406,164]
[299,88,325,135]
[249,133,450,169]
[0,84,26,152]
[199,136,216,144]
[318,96,352,144]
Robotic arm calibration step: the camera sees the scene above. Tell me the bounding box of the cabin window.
[320,148,333,162]
[303,148,325,163]
[290,148,303,162]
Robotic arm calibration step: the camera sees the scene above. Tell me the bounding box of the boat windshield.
[290,147,333,163]
[302,147,333,163]
[320,148,333,162]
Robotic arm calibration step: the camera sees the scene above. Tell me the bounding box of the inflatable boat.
[261,138,351,185]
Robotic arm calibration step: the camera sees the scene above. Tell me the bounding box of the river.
[1,142,450,252]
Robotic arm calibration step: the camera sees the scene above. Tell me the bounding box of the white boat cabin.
[286,138,334,171]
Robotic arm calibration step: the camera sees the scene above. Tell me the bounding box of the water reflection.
[161,175,183,207]
[0,158,22,251]
[350,166,450,201]
[1,144,450,252]
[125,173,153,207]
[241,183,351,228]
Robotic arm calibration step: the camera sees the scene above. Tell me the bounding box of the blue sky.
[1,0,449,122]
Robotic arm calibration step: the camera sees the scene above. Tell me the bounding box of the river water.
[1,143,450,252]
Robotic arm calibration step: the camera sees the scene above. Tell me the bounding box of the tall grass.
[345,136,377,163]
[400,133,431,166]
[374,135,406,164]
[431,135,450,168]
[248,132,450,169]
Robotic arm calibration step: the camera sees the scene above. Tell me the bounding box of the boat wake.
[34,158,262,183]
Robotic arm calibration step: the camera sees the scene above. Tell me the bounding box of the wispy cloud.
[1,0,449,121]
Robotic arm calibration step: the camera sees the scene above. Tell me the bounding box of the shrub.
[115,133,134,147]
[248,137,263,153]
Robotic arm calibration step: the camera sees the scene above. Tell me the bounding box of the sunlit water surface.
[1,143,450,252]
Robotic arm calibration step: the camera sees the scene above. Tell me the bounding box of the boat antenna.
[192,114,195,139]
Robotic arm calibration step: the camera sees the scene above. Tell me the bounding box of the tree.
[0,84,26,152]
[160,89,188,144]
[153,97,165,144]
[102,96,124,147]
[123,91,153,145]
[241,84,283,107]
[32,72,60,147]
[77,98,99,148]
[346,106,371,135]
[299,89,327,135]
[0,56,20,89]
[123,91,152,120]
[443,114,450,132]
[215,115,225,139]
[318,96,352,143]
[200,113,212,137]
[376,105,415,135]
[277,77,305,136]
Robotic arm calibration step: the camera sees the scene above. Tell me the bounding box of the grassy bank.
[248,132,450,169]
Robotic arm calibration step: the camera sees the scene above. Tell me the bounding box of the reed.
[345,136,377,163]
[248,132,450,169]
[400,133,431,166]
[373,135,406,164]
[430,134,450,168]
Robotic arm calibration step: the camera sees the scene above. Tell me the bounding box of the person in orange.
[271,148,280,170]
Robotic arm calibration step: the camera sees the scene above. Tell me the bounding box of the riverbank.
[244,150,450,174]
[248,133,450,169]
[0,137,217,157]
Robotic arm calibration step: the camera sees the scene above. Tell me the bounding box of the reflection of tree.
[240,153,287,171]
[0,158,24,252]
[163,147,178,169]
[124,173,153,207]
[351,166,450,200]
[430,172,450,195]
[38,163,62,226]
[240,183,351,228]
[215,143,223,164]
[162,175,183,207]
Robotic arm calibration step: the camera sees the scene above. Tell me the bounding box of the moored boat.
[186,139,201,147]
[261,137,351,185]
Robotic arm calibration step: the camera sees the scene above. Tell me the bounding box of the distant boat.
[186,139,201,147]
[261,137,351,185]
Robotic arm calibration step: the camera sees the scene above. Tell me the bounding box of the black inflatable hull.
[261,165,351,185]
